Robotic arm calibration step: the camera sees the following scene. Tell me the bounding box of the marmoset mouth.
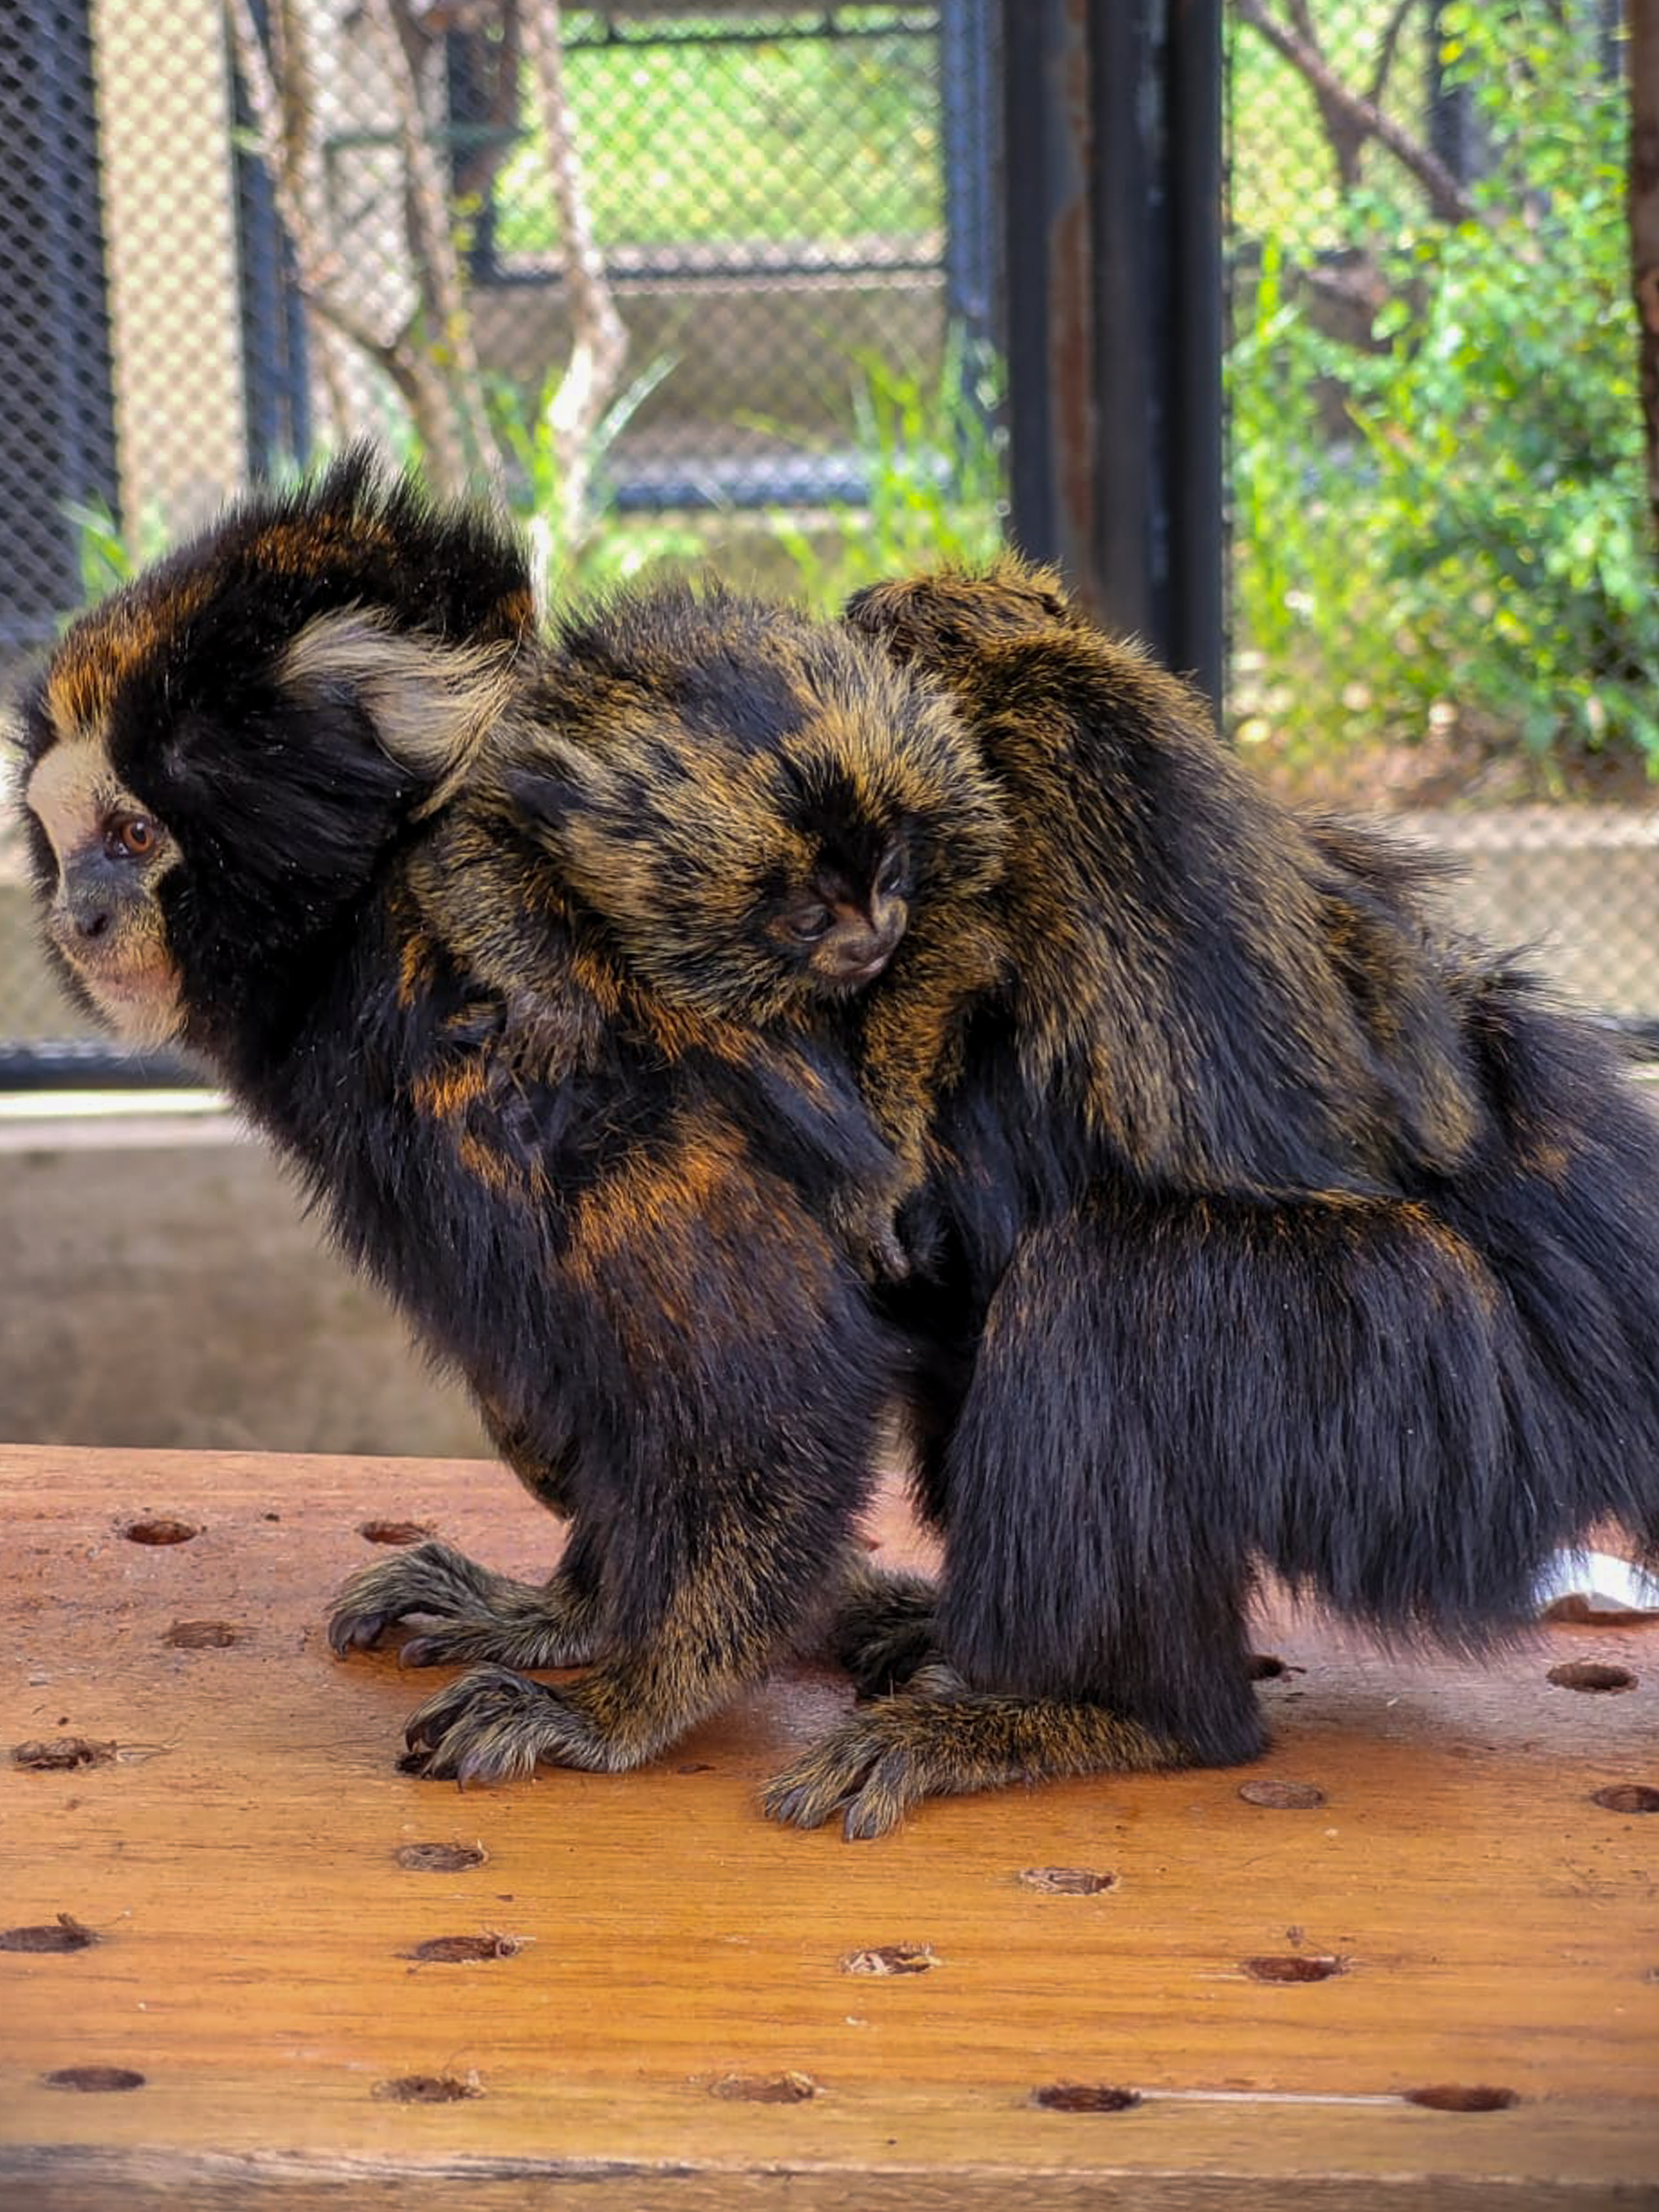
[68,956,184,1042]
[822,950,895,991]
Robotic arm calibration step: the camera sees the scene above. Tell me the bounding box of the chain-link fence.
[0,0,1001,1074]
[1228,0,1659,1033]
[6,2,1659,1074]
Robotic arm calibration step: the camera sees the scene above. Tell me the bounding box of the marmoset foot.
[399,1650,716,1783]
[327,1538,601,1669]
[761,1662,1185,1840]
[398,1664,620,1782]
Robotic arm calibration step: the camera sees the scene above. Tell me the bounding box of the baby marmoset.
[14,452,939,1792]
[524,555,1659,1840]
[502,580,1008,1272]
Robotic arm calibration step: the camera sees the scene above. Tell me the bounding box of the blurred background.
[2,2,1656,1447]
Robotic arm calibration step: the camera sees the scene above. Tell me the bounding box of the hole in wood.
[404,1933,522,1963]
[13,1737,116,1772]
[43,2067,144,2093]
[360,1520,435,1547]
[1547,1661,1637,1693]
[841,1943,937,1976]
[1242,1954,1344,1983]
[1405,2084,1519,2112]
[122,1518,199,1546]
[1591,1784,1659,1814]
[372,2073,480,2103]
[162,1621,242,1650]
[1030,2083,1141,2113]
[1017,1867,1118,1896]
[1238,1778,1326,1809]
[395,1843,488,1874]
[1,1914,96,1954]
[710,2072,818,2104]
[1247,1653,1287,1679]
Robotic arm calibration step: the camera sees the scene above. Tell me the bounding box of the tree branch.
[1234,0,1479,226]
[360,0,504,494]
[519,0,629,561]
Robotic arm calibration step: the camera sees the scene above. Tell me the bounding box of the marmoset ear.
[499,735,618,846]
[279,608,519,815]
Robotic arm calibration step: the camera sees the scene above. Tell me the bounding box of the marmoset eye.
[106,815,158,860]
[786,905,833,942]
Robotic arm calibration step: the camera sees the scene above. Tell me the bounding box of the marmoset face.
[23,721,186,1049]
[761,829,912,999]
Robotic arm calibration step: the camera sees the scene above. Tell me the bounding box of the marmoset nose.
[825,926,896,983]
[72,905,113,942]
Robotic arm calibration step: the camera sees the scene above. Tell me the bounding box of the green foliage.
[755,328,1007,610]
[487,355,709,604]
[62,495,172,610]
[1230,2,1659,783]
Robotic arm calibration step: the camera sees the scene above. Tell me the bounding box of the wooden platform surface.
[2,1441,1656,2208]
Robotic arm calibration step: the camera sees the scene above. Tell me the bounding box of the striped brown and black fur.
[766,559,1659,1835]
[500,582,1008,1270]
[519,553,1659,1837]
[13,452,923,1786]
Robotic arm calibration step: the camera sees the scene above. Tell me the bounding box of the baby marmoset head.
[500,583,1006,1023]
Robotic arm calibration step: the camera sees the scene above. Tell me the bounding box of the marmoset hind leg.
[818,1292,978,1699]
[825,1558,939,1697]
[328,1422,606,1671]
[766,1202,1269,1838]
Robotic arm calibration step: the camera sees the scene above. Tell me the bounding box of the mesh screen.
[1228,1,1658,1029]
[5,3,1657,1067]
[0,0,999,1070]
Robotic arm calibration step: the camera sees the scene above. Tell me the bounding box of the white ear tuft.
[280,608,518,815]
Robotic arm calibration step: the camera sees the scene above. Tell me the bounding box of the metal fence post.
[999,0,1223,708]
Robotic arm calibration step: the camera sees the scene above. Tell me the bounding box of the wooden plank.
[2,1442,1656,2206]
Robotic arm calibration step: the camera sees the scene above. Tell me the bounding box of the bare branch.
[223,0,361,436]
[1366,0,1420,114]
[1234,0,1479,226]
[359,0,503,494]
[520,0,629,559]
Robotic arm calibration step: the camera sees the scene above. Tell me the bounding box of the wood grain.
[2,1442,1656,2206]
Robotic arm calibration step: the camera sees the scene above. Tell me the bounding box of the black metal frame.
[234,0,312,478]
[1000,0,1224,711]
[0,0,118,658]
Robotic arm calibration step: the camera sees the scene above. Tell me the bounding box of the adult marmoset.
[524,555,1659,1839]
[14,451,939,1788]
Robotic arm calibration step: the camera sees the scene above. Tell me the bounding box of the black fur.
[826,563,1659,1806]
[17,458,907,1781]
